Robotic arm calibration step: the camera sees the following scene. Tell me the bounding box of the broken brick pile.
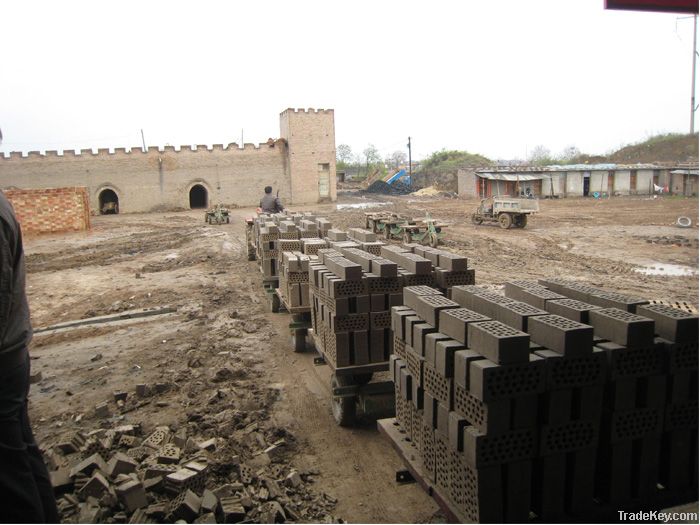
[45,385,339,524]
[390,280,698,522]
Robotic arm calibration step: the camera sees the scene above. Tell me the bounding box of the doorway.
[98,189,119,214]
[583,174,590,196]
[189,184,208,209]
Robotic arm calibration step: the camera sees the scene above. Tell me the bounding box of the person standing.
[0,190,59,523]
[258,186,284,213]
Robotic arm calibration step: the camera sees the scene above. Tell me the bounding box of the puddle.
[336,202,390,210]
[634,263,698,277]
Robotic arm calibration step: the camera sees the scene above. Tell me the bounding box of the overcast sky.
[1,0,697,161]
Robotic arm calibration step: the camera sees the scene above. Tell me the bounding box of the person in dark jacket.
[0,190,59,523]
[259,186,284,213]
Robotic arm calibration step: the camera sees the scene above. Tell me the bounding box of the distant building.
[457,163,698,198]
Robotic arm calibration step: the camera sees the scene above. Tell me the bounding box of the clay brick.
[532,453,566,520]
[540,419,599,456]
[448,411,468,451]
[370,257,398,277]
[528,314,594,357]
[439,307,490,345]
[588,291,649,313]
[353,331,370,365]
[468,321,530,364]
[637,303,699,343]
[505,460,533,523]
[436,402,450,436]
[589,308,655,348]
[517,287,567,310]
[596,340,665,378]
[399,368,412,401]
[411,376,424,410]
[454,349,486,389]
[545,297,601,324]
[398,253,432,275]
[390,307,414,341]
[606,407,663,442]
[369,329,386,362]
[450,285,489,308]
[379,244,410,261]
[435,339,466,378]
[403,315,423,347]
[402,285,442,308]
[504,280,545,300]
[512,394,539,429]
[437,252,468,272]
[116,480,148,512]
[412,323,437,356]
[424,363,453,407]
[423,390,438,429]
[496,300,549,332]
[424,332,451,366]
[471,292,518,318]
[452,383,510,435]
[469,354,546,402]
[463,426,537,467]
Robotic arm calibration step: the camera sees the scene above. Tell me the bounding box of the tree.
[558,145,581,164]
[527,145,554,166]
[385,150,407,170]
[336,144,354,167]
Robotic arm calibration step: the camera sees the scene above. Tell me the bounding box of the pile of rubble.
[46,385,340,523]
[365,180,412,196]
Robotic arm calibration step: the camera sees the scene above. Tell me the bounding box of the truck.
[471,196,539,229]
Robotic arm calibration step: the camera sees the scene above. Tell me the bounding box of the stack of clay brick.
[390,279,698,522]
[535,278,699,509]
[278,251,312,309]
[253,212,334,279]
[308,248,402,367]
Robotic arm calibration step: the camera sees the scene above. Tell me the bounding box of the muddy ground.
[24,193,698,523]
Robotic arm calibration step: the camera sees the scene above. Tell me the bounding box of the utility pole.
[140,129,146,152]
[407,136,412,180]
[692,14,698,134]
[241,129,244,146]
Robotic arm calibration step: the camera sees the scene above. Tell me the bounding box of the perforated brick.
[469,355,546,402]
[471,292,518,319]
[434,430,451,493]
[403,285,442,306]
[442,268,476,289]
[518,287,567,310]
[588,291,649,313]
[637,303,699,343]
[454,349,486,389]
[325,256,363,281]
[597,341,665,378]
[453,383,510,435]
[391,307,415,341]
[439,308,491,345]
[328,278,367,298]
[528,314,594,357]
[463,426,537,468]
[664,401,699,431]
[450,285,489,309]
[412,295,460,328]
[405,345,424,386]
[422,423,436,481]
[330,313,368,333]
[659,339,699,372]
[468,321,530,364]
[412,323,437,356]
[401,272,436,288]
[540,420,598,455]
[496,301,549,332]
[535,349,607,389]
[608,407,663,442]
[370,258,398,278]
[424,363,452,407]
[424,332,451,367]
[435,340,467,378]
[546,297,601,324]
[589,308,655,348]
[537,277,577,295]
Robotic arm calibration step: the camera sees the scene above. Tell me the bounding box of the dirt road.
[23,193,697,522]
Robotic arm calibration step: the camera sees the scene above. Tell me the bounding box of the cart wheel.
[499,213,513,229]
[226,217,230,224]
[269,293,280,313]
[292,328,307,352]
[429,232,439,248]
[331,374,356,427]
[403,230,412,244]
[516,214,527,228]
[384,226,392,240]
[248,250,256,261]
[354,373,373,385]
[471,214,483,225]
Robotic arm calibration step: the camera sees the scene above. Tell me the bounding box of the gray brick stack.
[278,252,312,309]
[389,279,698,521]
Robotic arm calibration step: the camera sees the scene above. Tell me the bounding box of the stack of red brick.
[390,279,698,522]
[3,187,91,234]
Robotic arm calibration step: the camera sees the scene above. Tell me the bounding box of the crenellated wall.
[0,108,336,213]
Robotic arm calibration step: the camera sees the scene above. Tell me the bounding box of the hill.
[572,133,698,165]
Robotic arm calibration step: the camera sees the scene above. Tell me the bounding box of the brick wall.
[0,108,337,212]
[3,187,91,235]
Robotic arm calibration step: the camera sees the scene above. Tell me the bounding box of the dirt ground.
[24,193,698,523]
